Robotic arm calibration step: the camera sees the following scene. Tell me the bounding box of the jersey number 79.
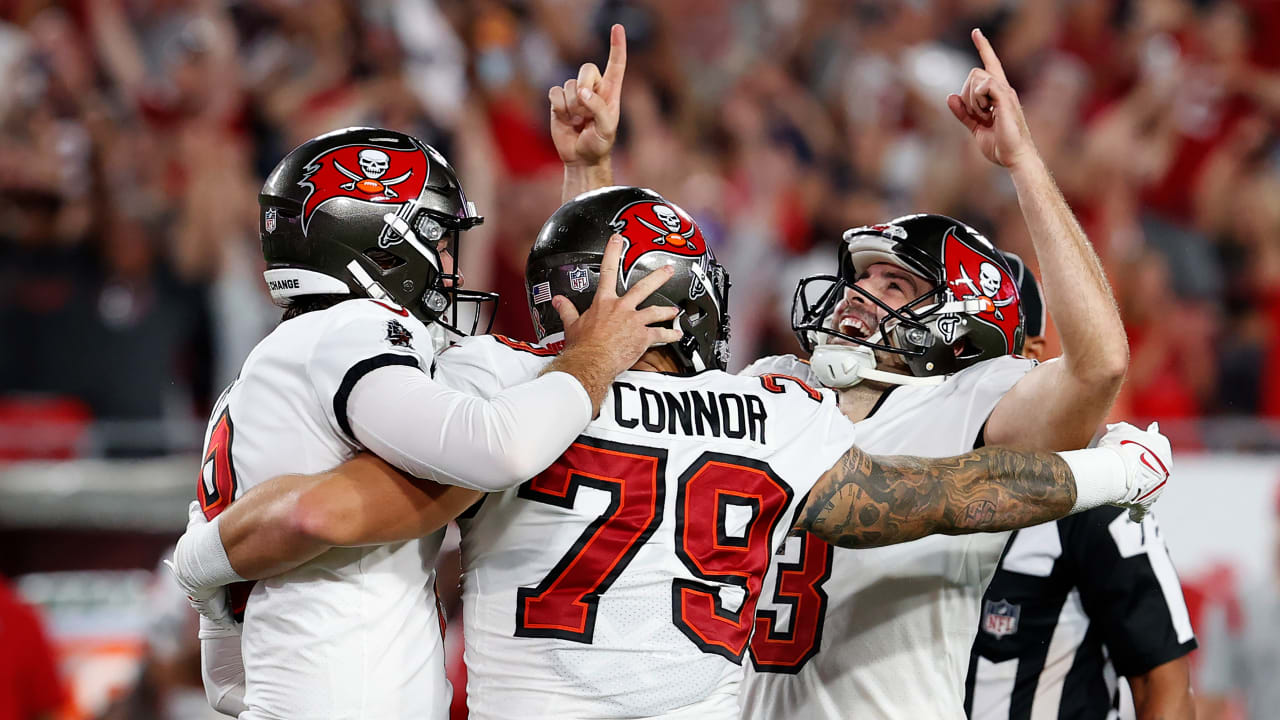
[514,437,793,663]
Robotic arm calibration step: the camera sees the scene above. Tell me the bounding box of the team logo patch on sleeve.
[386,319,414,348]
[981,599,1021,638]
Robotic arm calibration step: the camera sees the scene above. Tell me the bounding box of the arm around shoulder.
[346,363,592,492]
[215,456,480,578]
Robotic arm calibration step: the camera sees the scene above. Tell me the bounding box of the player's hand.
[1098,422,1172,523]
[550,24,626,168]
[166,501,240,630]
[946,29,1039,170]
[554,234,682,375]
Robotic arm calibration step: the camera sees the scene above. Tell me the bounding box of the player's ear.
[1022,336,1047,361]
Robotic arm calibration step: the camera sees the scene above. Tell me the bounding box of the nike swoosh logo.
[1120,439,1170,502]
[1120,439,1169,477]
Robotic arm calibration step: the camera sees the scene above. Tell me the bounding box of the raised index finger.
[971,29,1007,83]
[598,234,625,298]
[601,24,627,100]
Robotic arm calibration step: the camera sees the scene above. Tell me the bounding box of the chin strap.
[810,337,946,389]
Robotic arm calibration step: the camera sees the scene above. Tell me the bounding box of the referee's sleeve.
[1068,507,1198,678]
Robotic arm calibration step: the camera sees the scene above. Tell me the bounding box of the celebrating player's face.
[828,263,927,345]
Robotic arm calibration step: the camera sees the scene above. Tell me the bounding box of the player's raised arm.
[949,29,1128,451]
[795,423,1171,548]
[552,24,626,202]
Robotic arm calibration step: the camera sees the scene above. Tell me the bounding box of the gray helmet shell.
[259,126,493,331]
[526,186,731,371]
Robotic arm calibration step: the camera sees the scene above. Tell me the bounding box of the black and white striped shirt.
[965,507,1197,720]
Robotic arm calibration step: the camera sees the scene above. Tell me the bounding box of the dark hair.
[281,294,351,321]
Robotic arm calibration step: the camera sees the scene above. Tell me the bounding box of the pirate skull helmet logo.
[653,204,682,233]
[298,144,430,234]
[942,225,1021,350]
[358,149,390,178]
[630,203,697,249]
[979,261,1003,297]
[333,148,414,198]
[611,200,706,278]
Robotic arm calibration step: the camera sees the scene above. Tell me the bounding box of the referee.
[965,252,1197,720]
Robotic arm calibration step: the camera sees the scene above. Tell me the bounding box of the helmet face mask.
[524,187,732,372]
[792,215,1024,380]
[259,126,496,332]
[792,271,947,358]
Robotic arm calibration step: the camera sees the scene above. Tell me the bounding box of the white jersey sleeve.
[432,334,558,398]
[305,299,437,441]
[305,308,591,492]
[933,354,1037,448]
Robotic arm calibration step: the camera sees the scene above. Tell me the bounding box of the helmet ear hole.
[954,336,982,360]
[363,248,406,271]
[679,298,708,328]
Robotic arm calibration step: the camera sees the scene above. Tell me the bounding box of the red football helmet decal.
[299,145,429,234]
[610,201,706,276]
[941,227,1020,352]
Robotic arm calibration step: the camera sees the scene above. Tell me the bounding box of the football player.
[177,186,1170,719]
[166,128,684,720]
[739,31,1131,720]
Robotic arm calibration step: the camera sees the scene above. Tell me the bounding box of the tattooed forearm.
[795,445,1077,548]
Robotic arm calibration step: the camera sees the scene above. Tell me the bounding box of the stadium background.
[0,0,1277,718]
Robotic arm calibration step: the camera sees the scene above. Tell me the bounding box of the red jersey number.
[196,402,254,621]
[515,441,792,663]
[749,532,833,672]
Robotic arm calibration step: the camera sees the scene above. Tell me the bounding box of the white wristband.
[1056,447,1128,514]
[172,516,246,596]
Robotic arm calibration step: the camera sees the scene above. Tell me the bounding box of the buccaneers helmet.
[258,126,496,333]
[525,186,732,372]
[792,213,1023,386]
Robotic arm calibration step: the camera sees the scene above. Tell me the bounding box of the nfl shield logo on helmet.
[264,207,278,234]
[569,266,590,292]
[982,599,1021,639]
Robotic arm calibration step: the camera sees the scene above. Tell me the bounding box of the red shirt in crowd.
[0,578,65,720]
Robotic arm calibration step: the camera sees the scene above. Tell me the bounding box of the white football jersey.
[739,354,1036,720]
[196,298,449,720]
[433,337,859,720]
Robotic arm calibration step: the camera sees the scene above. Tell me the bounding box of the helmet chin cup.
[811,343,877,389]
[810,332,946,389]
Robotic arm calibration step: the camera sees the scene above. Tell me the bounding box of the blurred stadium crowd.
[3,0,1280,458]
[2,2,1280,719]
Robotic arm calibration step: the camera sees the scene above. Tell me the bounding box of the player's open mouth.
[835,313,874,342]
